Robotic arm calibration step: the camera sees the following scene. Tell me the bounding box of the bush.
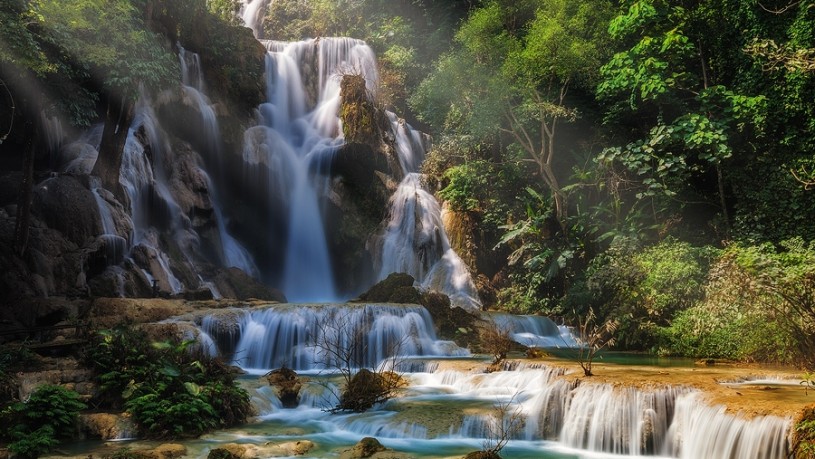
[661,240,814,365]
[0,385,86,458]
[85,326,251,439]
[572,237,715,350]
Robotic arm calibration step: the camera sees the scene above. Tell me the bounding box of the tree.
[570,308,617,376]
[310,307,408,412]
[596,0,767,239]
[32,0,178,193]
[412,0,613,233]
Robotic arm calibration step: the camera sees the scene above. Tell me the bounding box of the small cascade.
[376,174,481,311]
[485,312,577,348]
[387,111,426,174]
[197,304,468,372]
[240,0,272,38]
[559,384,690,455]
[178,46,221,158]
[666,393,790,459]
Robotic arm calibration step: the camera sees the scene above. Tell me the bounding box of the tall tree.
[412,0,613,232]
[32,0,178,193]
[595,0,767,239]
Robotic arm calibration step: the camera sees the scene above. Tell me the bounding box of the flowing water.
[155,303,794,459]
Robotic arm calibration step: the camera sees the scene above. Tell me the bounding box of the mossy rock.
[265,367,302,408]
[340,74,376,145]
[356,273,417,303]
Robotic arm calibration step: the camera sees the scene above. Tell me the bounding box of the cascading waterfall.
[241,37,381,301]
[240,0,273,38]
[197,304,468,372]
[485,312,577,348]
[666,393,791,459]
[376,173,481,311]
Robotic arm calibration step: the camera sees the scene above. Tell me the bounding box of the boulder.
[265,367,302,408]
[356,273,418,303]
[341,437,385,459]
[207,440,315,458]
[134,443,187,459]
[339,437,411,459]
[31,175,101,246]
[80,413,136,440]
[213,267,286,302]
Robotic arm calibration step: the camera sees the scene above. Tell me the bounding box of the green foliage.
[795,407,815,459]
[0,385,86,458]
[801,372,815,396]
[33,0,179,98]
[661,240,815,364]
[569,237,715,349]
[86,326,251,439]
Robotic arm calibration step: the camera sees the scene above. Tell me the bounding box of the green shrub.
[85,326,251,439]
[571,237,715,350]
[0,385,86,458]
[661,240,812,364]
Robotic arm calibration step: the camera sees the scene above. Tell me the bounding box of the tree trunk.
[14,121,36,257]
[92,95,135,197]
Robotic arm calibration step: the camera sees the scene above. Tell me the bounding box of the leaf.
[184,382,202,396]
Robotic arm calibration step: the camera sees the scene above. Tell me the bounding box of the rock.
[420,292,480,348]
[341,437,385,459]
[32,175,102,246]
[207,443,246,459]
[133,443,187,459]
[80,413,135,440]
[87,297,191,328]
[340,74,377,146]
[208,440,315,459]
[357,273,417,303]
[213,267,286,302]
[462,451,502,459]
[339,437,411,459]
[265,367,302,408]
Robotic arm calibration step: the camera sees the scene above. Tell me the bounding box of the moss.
[357,273,417,303]
[340,74,377,145]
[794,405,815,459]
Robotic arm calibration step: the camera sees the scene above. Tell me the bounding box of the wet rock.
[420,292,480,348]
[339,437,411,459]
[134,443,187,459]
[80,413,135,440]
[207,440,315,458]
[340,74,377,146]
[356,273,418,303]
[266,367,302,408]
[213,267,286,302]
[340,437,385,459]
[32,175,101,246]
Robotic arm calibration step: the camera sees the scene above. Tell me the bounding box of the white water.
[228,362,790,459]
[486,312,578,348]
[376,173,481,311]
[198,304,468,372]
[240,0,273,38]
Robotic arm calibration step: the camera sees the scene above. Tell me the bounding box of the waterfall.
[240,0,272,38]
[485,312,577,348]
[240,37,383,301]
[197,304,468,372]
[376,174,481,311]
[666,393,791,459]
